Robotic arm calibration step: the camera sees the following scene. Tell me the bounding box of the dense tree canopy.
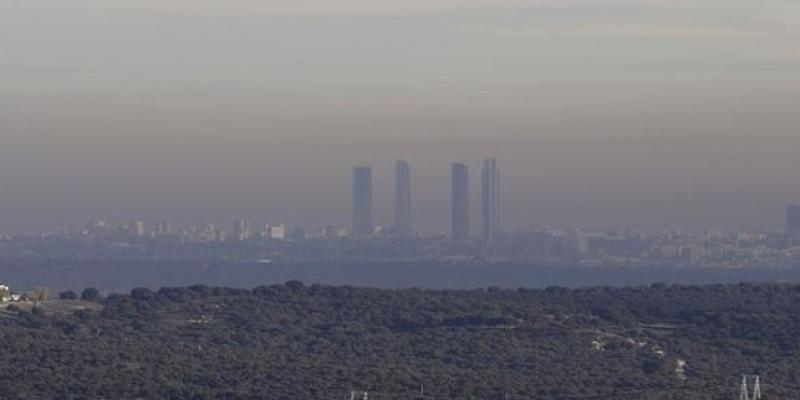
[1,282,799,399]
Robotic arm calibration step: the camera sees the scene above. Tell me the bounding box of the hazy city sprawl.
[3,0,800,398]
[3,159,800,271]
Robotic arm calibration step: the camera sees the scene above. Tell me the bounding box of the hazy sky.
[1,0,799,234]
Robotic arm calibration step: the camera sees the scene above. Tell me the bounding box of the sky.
[1,0,799,234]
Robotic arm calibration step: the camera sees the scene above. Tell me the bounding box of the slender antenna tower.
[739,375,750,400]
[752,375,762,400]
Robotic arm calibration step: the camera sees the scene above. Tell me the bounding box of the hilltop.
[0,282,797,399]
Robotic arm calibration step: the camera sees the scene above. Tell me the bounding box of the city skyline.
[2,158,800,237]
[5,123,800,236]
[7,203,800,272]
[355,159,497,239]
[34,207,800,241]
[3,0,800,235]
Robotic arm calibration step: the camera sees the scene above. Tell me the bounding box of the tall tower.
[787,205,800,236]
[394,159,412,237]
[233,218,250,242]
[481,158,500,245]
[352,166,374,237]
[451,163,470,241]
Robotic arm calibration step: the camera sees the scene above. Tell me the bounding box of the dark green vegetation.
[0,283,798,399]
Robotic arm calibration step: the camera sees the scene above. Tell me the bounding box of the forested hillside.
[1,282,799,399]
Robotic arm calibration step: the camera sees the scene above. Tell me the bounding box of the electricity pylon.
[740,375,750,400]
[752,375,762,400]
[739,374,762,400]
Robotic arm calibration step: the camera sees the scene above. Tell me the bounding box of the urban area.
[2,159,800,269]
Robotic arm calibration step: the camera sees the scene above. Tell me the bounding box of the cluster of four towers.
[352,159,500,243]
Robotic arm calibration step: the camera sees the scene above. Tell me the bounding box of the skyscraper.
[394,159,412,237]
[233,218,250,242]
[451,163,470,241]
[787,205,800,236]
[352,166,374,237]
[481,158,500,245]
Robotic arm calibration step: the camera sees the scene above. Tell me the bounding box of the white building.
[269,224,287,240]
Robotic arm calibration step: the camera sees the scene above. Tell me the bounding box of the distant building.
[233,218,250,242]
[186,223,219,243]
[321,225,338,240]
[136,221,146,236]
[154,220,172,236]
[125,221,146,237]
[481,158,500,245]
[787,205,800,236]
[86,219,109,235]
[394,159,412,237]
[451,163,470,241]
[289,226,307,241]
[352,166,374,237]
[270,224,287,240]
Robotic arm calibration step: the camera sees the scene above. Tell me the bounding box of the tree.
[285,280,304,292]
[33,287,50,302]
[59,290,78,300]
[1,282,800,399]
[81,287,100,301]
[131,287,154,301]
